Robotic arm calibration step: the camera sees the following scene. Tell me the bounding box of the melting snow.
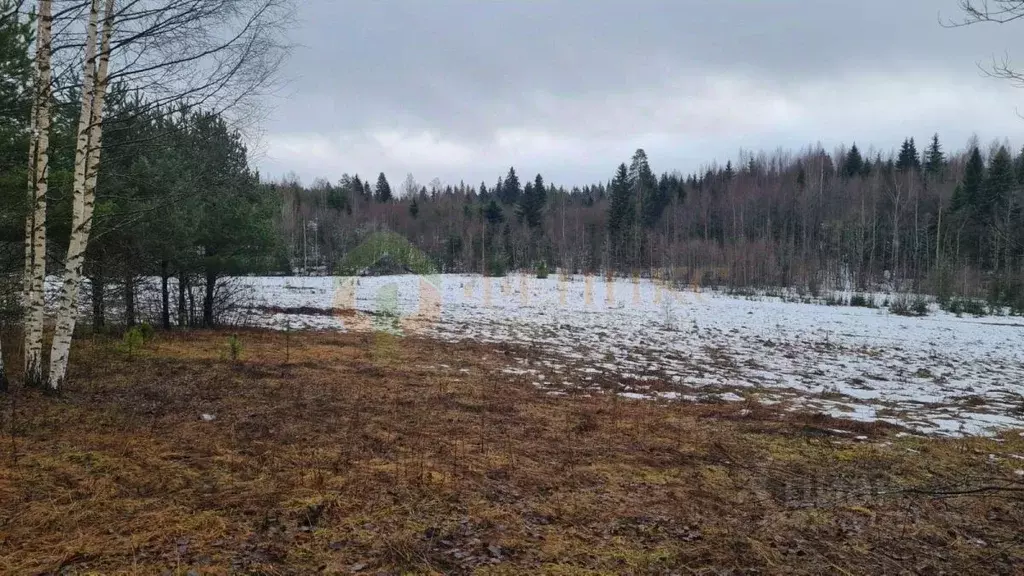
[150,273,1024,436]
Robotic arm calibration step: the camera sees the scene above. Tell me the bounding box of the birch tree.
[46,0,105,390]
[40,0,291,389]
[22,0,51,387]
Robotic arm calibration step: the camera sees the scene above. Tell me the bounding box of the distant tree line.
[275,134,1024,309]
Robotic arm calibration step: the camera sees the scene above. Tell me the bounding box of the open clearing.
[2,330,1023,574]
[226,273,1024,436]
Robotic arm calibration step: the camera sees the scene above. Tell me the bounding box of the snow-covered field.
[223,273,1024,437]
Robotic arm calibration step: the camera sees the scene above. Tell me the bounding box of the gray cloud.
[256,0,1024,189]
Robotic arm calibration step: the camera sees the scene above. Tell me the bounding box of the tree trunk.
[0,335,7,393]
[203,269,217,327]
[178,271,187,328]
[48,0,114,391]
[91,256,105,331]
[22,0,53,387]
[188,282,196,325]
[124,270,136,328]
[161,261,171,330]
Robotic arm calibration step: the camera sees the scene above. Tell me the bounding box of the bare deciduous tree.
[951,1,1024,87]
[48,0,108,390]
[22,0,52,387]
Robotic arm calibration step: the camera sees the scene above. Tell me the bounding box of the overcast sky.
[256,0,1024,190]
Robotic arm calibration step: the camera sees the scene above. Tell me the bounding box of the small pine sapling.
[120,326,145,360]
[228,333,242,362]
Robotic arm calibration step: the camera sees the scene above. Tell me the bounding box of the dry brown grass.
[0,329,1022,575]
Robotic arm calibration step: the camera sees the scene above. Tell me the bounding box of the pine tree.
[478,181,488,199]
[608,162,633,270]
[628,149,657,229]
[522,173,546,228]
[984,146,1014,218]
[484,198,504,225]
[981,146,1015,270]
[896,138,921,172]
[374,172,392,202]
[500,167,521,204]
[844,144,863,179]
[409,197,419,218]
[953,147,985,214]
[0,0,35,391]
[643,173,672,227]
[924,133,945,178]
[1014,146,1024,185]
[517,182,531,224]
[350,174,364,198]
[608,163,632,234]
[327,185,349,213]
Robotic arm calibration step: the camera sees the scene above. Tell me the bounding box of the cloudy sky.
[257,0,1024,190]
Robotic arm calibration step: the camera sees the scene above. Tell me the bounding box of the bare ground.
[0,329,1022,575]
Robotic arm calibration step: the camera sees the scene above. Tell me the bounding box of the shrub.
[911,298,929,317]
[227,333,242,362]
[941,296,988,317]
[849,294,874,308]
[120,326,145,360]
[824,294,845,306]
[138,322,155,341]
[889,294,929,317]
[536,261,549,279]
[486,257,507,278]
[986,275,1024,314]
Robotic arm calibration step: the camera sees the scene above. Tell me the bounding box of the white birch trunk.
[22,0,53,386]
[48,0,113,390]
[23,87,37,301]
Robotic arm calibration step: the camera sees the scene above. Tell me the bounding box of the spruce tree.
[608,162,633,236]
[517,182,531,224]
[501,167,521,204]
[1014,147,1024,185]
[924,134,945,178]
[327,185,349,213]
[956,147,985,213]
[628,149,657,199]
[350,174,363,196]
[484,198,504,225]
[982,146,1015,269]
[950,146,986,264]
[374,172,392,202]
[521,173,546,228]
[844,144,863,179]
[983,146,1014,225]
[896,138,921,172]
[409,197,419,218]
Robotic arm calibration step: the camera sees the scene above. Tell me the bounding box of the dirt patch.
[0,330,1022,574]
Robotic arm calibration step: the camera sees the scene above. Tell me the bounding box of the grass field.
[1,329,1023,574]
